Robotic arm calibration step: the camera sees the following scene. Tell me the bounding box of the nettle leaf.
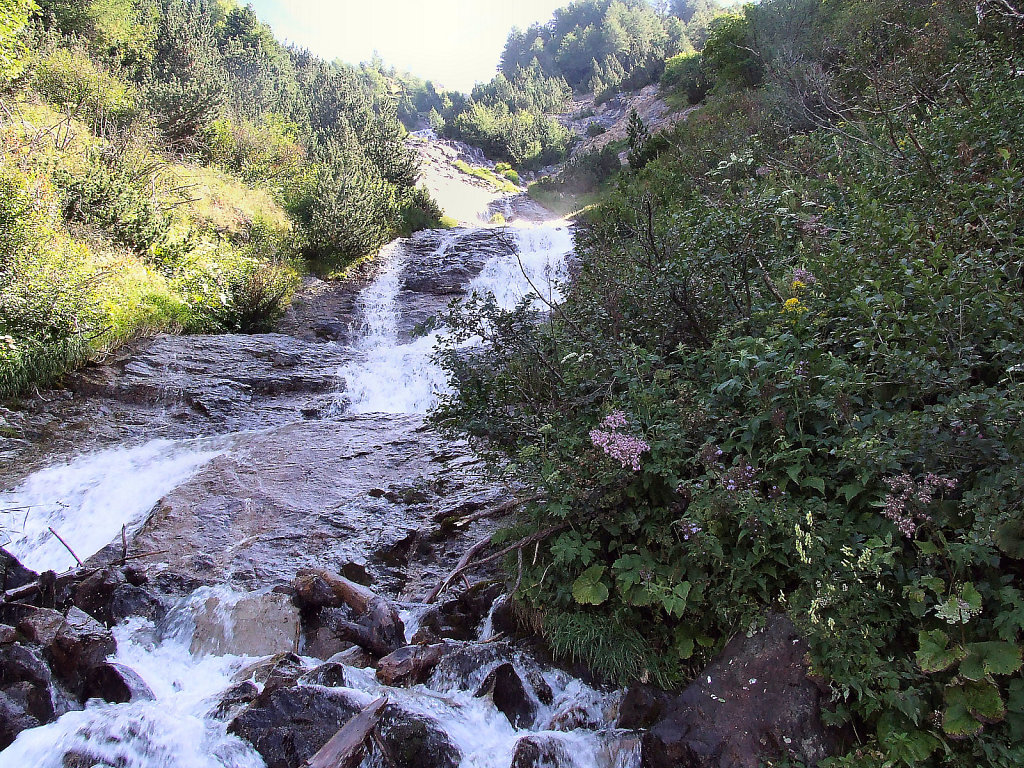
[962,582,983,612]
[916,630,963,673]
[571,565,609,606]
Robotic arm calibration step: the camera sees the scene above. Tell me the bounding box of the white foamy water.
[342,223,573,415]
[0,593,265,768]
[0,437,228,572]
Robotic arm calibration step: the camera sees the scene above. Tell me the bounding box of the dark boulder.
[48,607,117,695]
[0,624,16,644]
[642,614,836,768]
[475,662,536,728]
[109,583,167,624]
[72,568,126,624]
[376,643,453,687]
[228,684,363,768]
[84,662,154,704]
[412,583,503,643]
[617,683,671,729]
[327,646,376,669]
[299,661,347,688]
[0,688,41,750]
[0,641,53,691]
[0,548,35,592]
[16,606,65,646]
[375,704,462,768]
[510,734,570,768]
[427,641,513,691]
[210,680,259,721]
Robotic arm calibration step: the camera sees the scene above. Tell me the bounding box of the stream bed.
[0,217,641,768]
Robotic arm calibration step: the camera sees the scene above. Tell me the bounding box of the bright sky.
[246,0,568,92]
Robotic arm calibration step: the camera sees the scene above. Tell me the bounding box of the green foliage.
[435,5,1024,765]
[0,0,34,80]
[33,45,139,130]
[661,51,709,104]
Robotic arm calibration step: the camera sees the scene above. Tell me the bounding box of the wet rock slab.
[92,414,494,596]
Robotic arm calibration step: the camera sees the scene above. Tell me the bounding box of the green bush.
[661,51,710,104]
[204,114,304,184]
[436,26,1024,768]
[33,46,139,130]
[586,121,606,137]
[0,0,32,81]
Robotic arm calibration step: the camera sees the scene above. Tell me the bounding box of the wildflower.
[677,521,702,541]
[590,411,649,471]
[881,472,957,538]
[782,297,807,314]
[792,268,817,286]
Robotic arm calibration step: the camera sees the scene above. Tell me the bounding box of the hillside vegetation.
[435,1,1024,765]
[0,0,441,398]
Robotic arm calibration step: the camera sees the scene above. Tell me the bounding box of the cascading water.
[341,223,573,415]
[0,193,634,767]
[1,437,230,573]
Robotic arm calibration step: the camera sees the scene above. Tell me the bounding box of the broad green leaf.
[801,476,826,494]
[943,687,983,738]
[971,641,1023,676]
[571,565,609,606]
[960,679,1006,722]
[916,630,962,673]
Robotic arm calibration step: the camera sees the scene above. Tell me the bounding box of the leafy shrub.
[436,23,1024,768]
[661,51,710,104]
[0,0,32,81]
[204,114,304,184]
[33,46,139,130]
[586,122,606,137]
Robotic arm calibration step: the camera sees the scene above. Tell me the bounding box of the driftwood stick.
[303,696,387,768]
[47,527,82,567]
[1,550,170,605]
[436,494,544,527]
[425,534,492,604]
[426,524,568,604]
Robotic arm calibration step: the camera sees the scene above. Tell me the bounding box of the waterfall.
[341,223,573,415]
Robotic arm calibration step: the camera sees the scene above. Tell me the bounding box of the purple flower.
[882,472,956,538]
[792,268,817,286]
[590,411,649,471]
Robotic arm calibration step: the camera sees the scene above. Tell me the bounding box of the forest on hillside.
[0,0,442,398]
[386,0,731,169]
[435,1,1024,766]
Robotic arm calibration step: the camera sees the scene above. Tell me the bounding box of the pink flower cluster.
[882,473,958,538]
[590,411,650,471]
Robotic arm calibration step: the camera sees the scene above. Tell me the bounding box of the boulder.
[511,734,571,768]
[642,614,836,768]
[427,641,513,692]
[299,661,347,688]
[84,662,155,703]
[0,688,41,750]
[327,646,377,669]
[0,640,54,691]
[376,643,452,687]
[190,590,300,657]
[0,624,15,644]
[72,568,126,625]
[411,583,503,643]
[109,583,167,624]
[48,607,117,694]
[210,680,259,721]
[0,548,35,592]
[228,685,363,768]
[475,662,536,728]
[16,607,65,646]
[617,683,671,729]
[375,704,462,768]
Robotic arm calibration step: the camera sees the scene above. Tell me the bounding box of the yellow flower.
[791,279,807,292]
[782,297,807,314]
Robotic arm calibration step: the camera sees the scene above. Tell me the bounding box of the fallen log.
[434,493,544,529]
[303,696,387,768]
[294,569,405,657]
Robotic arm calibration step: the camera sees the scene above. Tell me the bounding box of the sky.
[245,0,568,92]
